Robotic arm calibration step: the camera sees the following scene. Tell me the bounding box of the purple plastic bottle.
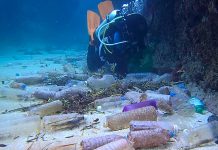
[122,99,157,112]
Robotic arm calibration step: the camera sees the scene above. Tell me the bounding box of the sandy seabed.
[0,49,217,150]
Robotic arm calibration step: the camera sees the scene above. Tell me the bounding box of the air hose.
[97,16,128,46]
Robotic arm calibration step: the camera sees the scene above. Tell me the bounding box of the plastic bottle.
[128,128,170,149]
[95,96,130,110]
[28,100,63,117]
[122,99,157,112]
[10,82,27,90]
[189,97,205,114]
[178,121,218,149]
[42,113,84,132]
[130,121,179,138]
[105,106,157,131]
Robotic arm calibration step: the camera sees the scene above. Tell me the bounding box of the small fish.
[0,144,7,147]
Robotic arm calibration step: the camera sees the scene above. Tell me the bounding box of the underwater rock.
[128,128,170,149]
[15,75,45,85]
[81,134,124,150]
[105,106,157,131]
[95,139,134,150]
[42,113,84,132]
[87,75,116,90]
[28,100,63,117]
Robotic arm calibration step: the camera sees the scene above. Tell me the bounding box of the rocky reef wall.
[143,0,218,91]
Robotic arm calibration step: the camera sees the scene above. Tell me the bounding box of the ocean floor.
[0,49,217,150]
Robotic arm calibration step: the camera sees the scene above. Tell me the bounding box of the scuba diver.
[86,0,148,75]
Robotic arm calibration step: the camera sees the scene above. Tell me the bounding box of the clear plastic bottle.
[178,121,218,149]
[130,121,179,137]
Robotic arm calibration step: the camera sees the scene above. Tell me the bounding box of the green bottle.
[189,97,205,114]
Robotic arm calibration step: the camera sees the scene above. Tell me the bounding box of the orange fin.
[98,0,114,20]
[87,10,100,42]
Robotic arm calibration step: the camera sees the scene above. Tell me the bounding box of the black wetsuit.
[87,13,147,75]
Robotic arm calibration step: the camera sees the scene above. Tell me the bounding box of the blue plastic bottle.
[189,97,205,114]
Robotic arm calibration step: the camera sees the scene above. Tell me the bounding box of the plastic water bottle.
[130,121,179,138]
[178,121,218,149]
[189,97,205,114]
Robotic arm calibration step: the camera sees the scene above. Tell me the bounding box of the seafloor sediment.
[0,49,217,150]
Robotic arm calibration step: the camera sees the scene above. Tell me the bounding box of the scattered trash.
[105,106,157,130]
[95,139,134,150]
[178,121,218,149]
[42,113,84,131]
[145,91,171,105]
[122,99,157,112]
[29,100,63,117]
[157,100,173,114]
[81,134,123,150]
[10,82,26,90]
[130,121,179,137]
[158,86,170,95]
[128,128,170,149]
[34,86,89,100]
[15,75,45,85]
[95,96,130,110]
[87,75,116,90]
[189,97,205,114]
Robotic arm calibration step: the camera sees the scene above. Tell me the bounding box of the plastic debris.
[29,100,63,117]
[145,91,171,105]
[15,75,45,85]
[130,121,179,137]
[128,128,170,149]
[105,106,157,131]
[178,121,218,149]
[81,134,123,150]
[122,99,157,112]
[10,82,26,90]
[95,139,134,150]
[95,96,130,110]
[87,75,116,90]
[189,97,205,114]
[42,113,84,132]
